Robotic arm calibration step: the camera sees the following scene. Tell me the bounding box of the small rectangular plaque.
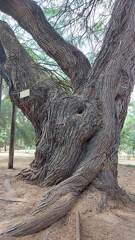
[20,89,30,98]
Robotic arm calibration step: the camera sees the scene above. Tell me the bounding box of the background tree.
[0,83,35,150]
[120,100,135,157]
[0,0,135,237]
[0,92,11,151]
[15,109,35,148]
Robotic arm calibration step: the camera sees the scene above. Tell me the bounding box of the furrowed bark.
[0,0,91,91]
[0,21,102,186]
[0,20,59,115]
[0,0,135,237]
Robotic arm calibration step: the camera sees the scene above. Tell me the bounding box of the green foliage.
[0,97,11,145]
[16,109,35,148]
[0,83,35,149]
[0,0,115,92]
[125,165,135,168]
[120,100,135,157]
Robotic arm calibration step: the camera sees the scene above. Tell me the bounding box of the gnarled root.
[0,158,104,237]
[1,157,134,238]
[116,184,135,210]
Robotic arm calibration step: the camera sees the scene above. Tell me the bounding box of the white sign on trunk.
[20,89,30,98]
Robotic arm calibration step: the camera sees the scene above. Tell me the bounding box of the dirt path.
[0,152,135,240]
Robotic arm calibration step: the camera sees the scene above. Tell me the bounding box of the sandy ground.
[0,151,135,240]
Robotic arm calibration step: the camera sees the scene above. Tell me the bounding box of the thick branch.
[86,0,134,84]
[0,40,13,92]
[0,21,58,122]
[0,0,91,91]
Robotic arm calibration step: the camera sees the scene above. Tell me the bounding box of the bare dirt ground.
[0,151,135,240]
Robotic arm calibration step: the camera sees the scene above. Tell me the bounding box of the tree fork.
[0,0,91,92]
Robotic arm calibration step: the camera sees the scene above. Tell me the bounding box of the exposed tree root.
[0,158,104,237]
[116,185,135,211]
[0,159,135,238]
[0,192,78,237]
[96,188,135,213]
[93,168,135,212]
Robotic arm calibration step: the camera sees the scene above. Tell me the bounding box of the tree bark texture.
[0,0,135,237]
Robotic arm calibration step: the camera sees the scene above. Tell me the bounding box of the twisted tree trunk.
[0,0,135,237]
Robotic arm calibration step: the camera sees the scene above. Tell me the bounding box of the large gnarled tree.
[0,0,135,237]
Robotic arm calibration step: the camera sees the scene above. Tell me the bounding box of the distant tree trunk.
[4,142,6,152]
[0,0,135,237]
[8,103,16,169]
[0,77,2,108]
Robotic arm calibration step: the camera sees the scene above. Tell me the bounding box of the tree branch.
[0,21,59,125]
[86,0,134,83]
[0,0,91,91]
